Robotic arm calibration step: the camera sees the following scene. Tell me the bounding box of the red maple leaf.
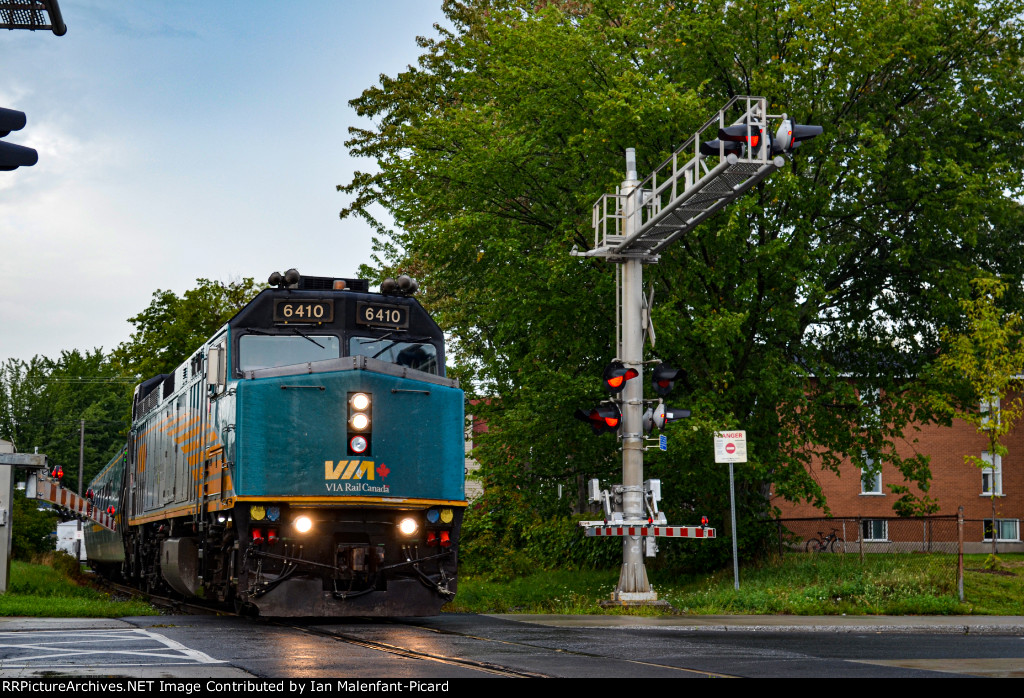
[377,463,390,478]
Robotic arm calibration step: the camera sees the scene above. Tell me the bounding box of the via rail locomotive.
[85,270,465,616]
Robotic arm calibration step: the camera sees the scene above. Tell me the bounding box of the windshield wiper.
[290,327,325,349]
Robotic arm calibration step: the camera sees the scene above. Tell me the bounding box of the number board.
[273,299,334,324]
[356,302,409,330]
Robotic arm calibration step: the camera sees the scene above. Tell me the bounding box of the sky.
[0,1,447,365]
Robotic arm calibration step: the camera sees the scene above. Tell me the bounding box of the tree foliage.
[0,350,132,494]
[928,277,1024,544]
[340,0,1024,546]
[112,277,264,379]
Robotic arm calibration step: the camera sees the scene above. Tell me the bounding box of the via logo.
[324,461,392,480]
[325,460,374,481]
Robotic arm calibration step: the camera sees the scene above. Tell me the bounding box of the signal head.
[0,107,37,171]
[602,360,639,394]
[699,139,743,159]
[644,403,691,431]
[718,123,765,157]
[772,115,823,155]
[651,363,683,396]
[574,404,622,435]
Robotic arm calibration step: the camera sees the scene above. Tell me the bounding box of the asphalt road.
[0,614,1022,679]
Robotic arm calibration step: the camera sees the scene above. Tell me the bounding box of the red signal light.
[440,531,451,548]
[602,361,639,394]
[575,404,622,435]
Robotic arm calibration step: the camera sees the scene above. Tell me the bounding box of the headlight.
[350,392,371,411]
[349,435,369,454]
[294,515,313,534]
[398,517,418,536]
[349,413,370,431]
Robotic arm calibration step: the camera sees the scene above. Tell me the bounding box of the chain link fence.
[762,515,967,599]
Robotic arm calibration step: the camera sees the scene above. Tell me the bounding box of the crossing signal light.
[643,403,691,432]
[772,116,823,155]
[602,360,638,394]
[651,363,683,396]
[699,138,743,158]
[718,123,765,155]
[575,404,622,435]
[700,123,765,159]
[0,108,38,171]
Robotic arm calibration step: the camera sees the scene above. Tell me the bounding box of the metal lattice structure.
[579,96,783,260]
[0,0,66,36]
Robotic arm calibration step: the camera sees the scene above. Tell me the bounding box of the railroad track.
[90,574,731,678]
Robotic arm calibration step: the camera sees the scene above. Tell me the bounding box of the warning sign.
[714,430,747,463]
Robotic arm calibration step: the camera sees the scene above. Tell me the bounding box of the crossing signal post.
[0,108,38,171]
[572,96,821,605]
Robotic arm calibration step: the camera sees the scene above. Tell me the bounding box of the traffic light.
[772,115,823,155]
[575,404,622,435]
[602,360,639,394]
[0,107,38,171]
[651,363,683,397]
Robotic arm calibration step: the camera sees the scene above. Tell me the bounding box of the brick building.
[774,393,1024,553]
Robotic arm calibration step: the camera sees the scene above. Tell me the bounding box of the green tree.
[928,277,1024,553]
[11,492,58,560]
[113,277,264,379]
[0,350,132,493]
[340,0,1024,562]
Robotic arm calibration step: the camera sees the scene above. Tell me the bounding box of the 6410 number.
[356,302,408,329]
[273,300,333,323]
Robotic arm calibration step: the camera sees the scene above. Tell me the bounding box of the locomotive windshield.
[349,336,438,374]
[239,334,341,371]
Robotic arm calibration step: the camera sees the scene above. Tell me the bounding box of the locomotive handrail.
[240,354,460,389]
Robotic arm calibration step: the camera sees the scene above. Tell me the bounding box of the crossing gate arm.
[579,521,716,539]
[24,469,117,532]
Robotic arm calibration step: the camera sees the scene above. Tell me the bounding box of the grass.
[447,553,1024,616]
[0,554,158,618]
[4,552,1020,618]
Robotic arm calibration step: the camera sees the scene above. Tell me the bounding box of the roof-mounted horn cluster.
[268,268,301,288]
[380,274,419,297]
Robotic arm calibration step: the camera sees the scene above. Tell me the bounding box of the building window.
[983,519,1019,542]
[861,519,887,542]
[860,451,882,495]
[981,451,1003,496]
[859,388,880,428]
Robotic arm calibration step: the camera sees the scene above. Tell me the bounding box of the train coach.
[86,270,466,616]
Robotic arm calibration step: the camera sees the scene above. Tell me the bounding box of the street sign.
[714,430,747,463]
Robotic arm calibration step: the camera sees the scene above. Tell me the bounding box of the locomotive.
[85,271,466,616]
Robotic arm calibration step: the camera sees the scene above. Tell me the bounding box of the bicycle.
[804,528,845,553]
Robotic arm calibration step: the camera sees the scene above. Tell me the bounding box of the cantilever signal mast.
[572,96,821,604]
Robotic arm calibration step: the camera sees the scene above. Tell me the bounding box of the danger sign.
[714,431,747,463]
